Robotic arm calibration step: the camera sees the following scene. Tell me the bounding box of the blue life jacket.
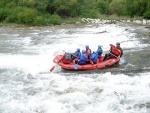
[79,54,88,65]
[90,53,98,64]
[71,51,81,59]
[97,48,103,58]
[77,52,81,58]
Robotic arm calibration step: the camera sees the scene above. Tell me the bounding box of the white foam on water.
[48,24,145,54]
[1,72,150,113]
[0,24,149,113]
[0,54,53,76]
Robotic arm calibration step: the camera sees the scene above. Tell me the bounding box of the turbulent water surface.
[0,23,150,113]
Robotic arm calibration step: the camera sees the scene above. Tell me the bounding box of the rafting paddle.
[74,60,79,70]
[74,64,78,70]
[50,65,55,72]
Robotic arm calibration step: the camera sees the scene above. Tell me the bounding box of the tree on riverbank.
[0,0,150,25]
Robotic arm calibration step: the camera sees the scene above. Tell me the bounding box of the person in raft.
[103,43,122,61]
[116,42,123,57]
[62,52,73,64]
[75,50,88,65]
[71,48,81,60]
[62,48,81,64]
[90,51,98,64]
[96,45,103,58]
[85,45,91,59]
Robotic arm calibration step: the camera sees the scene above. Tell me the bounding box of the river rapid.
[0,22,150,113]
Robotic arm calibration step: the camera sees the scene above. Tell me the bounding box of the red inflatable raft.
[52,54,120,71]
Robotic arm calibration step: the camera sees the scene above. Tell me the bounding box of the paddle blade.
[74,64,78,70]
[50,66,55,72]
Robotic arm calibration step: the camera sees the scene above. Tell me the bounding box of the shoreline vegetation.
[0,0,150,27]
[0,17,150,27]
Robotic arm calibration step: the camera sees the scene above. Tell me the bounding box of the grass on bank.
[0,7,148,26]
[0,14,149,27]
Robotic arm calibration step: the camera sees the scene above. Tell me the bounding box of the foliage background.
[0,0,150,25]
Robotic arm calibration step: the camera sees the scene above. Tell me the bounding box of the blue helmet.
[85,45,89,48]
[77,48,80,51]
[98,45,102,48]
[116,42,120,45]
[82,50,86,54]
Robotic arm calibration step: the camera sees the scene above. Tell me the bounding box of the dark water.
[119,23,150,74]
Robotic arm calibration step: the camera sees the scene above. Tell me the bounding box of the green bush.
[6,7,38,24]
[5,7,24,23]
[33,13,61,25]
[49,14,61,25]
[109,0,126,16]
[34,16,45,25]
[0,0,9,7]
[17,8,37,24]
[5,1,17,8]
[44,14,61,25]
[95,0,109,14]
[1,0,149,26]
[143,9,150,19]
[80,9,99,18]
[0,8,12,22]
[18,0,36,7]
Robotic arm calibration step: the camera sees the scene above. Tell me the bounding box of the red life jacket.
[110,45,121,56]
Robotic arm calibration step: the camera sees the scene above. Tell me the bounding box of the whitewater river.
[0,22,150,113]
